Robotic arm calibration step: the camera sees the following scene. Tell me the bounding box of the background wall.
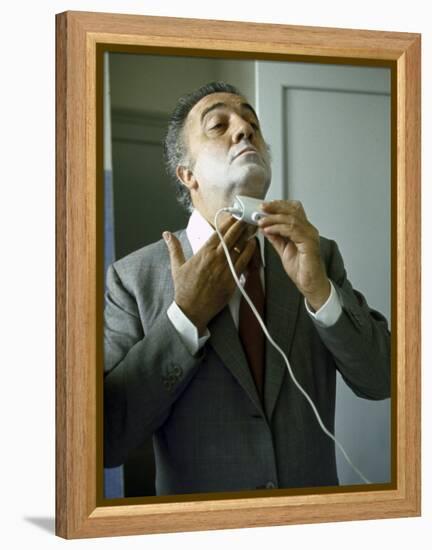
[1,0,430,548]
[109,53,255,259]
[108,55,391,493]
[110,54,256,114]
[108,53,257,494]
[256,60,392,484]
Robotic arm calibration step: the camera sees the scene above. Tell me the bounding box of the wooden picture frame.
[55,10,421,539]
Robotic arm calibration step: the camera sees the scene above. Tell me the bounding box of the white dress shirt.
[167,209,342,355]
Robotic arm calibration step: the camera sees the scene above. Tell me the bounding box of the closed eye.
[209,123,226,132]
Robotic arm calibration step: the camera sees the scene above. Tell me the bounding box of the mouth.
[233,147,260,161]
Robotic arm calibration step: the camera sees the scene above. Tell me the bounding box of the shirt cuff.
[304,280,342,327]
[167,301,210,355]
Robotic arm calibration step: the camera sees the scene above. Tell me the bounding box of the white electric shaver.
[229,195,268,225]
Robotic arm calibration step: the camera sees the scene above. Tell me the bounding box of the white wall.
[216,59,256,107]
[1,1,430,549]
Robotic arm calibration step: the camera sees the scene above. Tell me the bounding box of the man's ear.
[176,165,198,191]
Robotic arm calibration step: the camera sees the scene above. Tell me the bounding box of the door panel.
[257,61,391,484]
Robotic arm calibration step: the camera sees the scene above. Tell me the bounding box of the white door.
[256,61,391,485]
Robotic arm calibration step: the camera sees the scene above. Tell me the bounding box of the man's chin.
[232,179,269,200]
[228,166,271,199]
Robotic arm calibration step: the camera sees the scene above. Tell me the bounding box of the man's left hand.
[258,200,330,311]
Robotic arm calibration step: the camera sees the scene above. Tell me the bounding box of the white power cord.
[214,207,371,485]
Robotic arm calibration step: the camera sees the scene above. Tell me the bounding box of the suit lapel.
[177,229,262,411]
[178,229,302,419]
[208,305,265,415]
[178,230,264,414]
[263,241,301,422]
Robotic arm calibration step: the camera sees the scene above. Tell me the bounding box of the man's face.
[180,92,272,217]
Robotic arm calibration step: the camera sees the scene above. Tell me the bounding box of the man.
[104,82,390,495]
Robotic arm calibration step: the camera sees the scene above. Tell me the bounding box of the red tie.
[239,240,265,401]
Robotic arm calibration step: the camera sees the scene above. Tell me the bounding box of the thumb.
[163,231,186,275]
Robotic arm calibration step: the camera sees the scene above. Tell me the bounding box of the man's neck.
[186,209,266,266]
[192,204,227,229]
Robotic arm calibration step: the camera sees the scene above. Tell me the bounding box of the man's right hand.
[163,217,257,335]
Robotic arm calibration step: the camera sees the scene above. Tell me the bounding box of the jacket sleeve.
[103,263,205,467]
[312,239,391,400]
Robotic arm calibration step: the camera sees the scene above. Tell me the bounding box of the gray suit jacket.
[104,232,390,495]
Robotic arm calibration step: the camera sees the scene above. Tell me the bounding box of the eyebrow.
[200,101,260,124]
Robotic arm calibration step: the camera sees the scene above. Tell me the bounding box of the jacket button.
[173,365,182,375]
[266,481,276,489]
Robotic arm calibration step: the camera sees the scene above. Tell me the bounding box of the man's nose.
[232,117,255,143]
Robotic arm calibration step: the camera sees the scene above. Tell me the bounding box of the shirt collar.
[186,208,266,267]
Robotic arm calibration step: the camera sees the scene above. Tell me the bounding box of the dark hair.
[164,81,241,213]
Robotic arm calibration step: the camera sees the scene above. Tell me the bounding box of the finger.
[216,219,249,253]
[204,215,237,249]
[227,231,250,261]
[163,231,186,276]
[258,213,300,229]
[233,238,257,274]
[261,219,317,241]
[233,228,253,250]
[217,212,237,233]
[260,223,305,240]
[261,200,306,218]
